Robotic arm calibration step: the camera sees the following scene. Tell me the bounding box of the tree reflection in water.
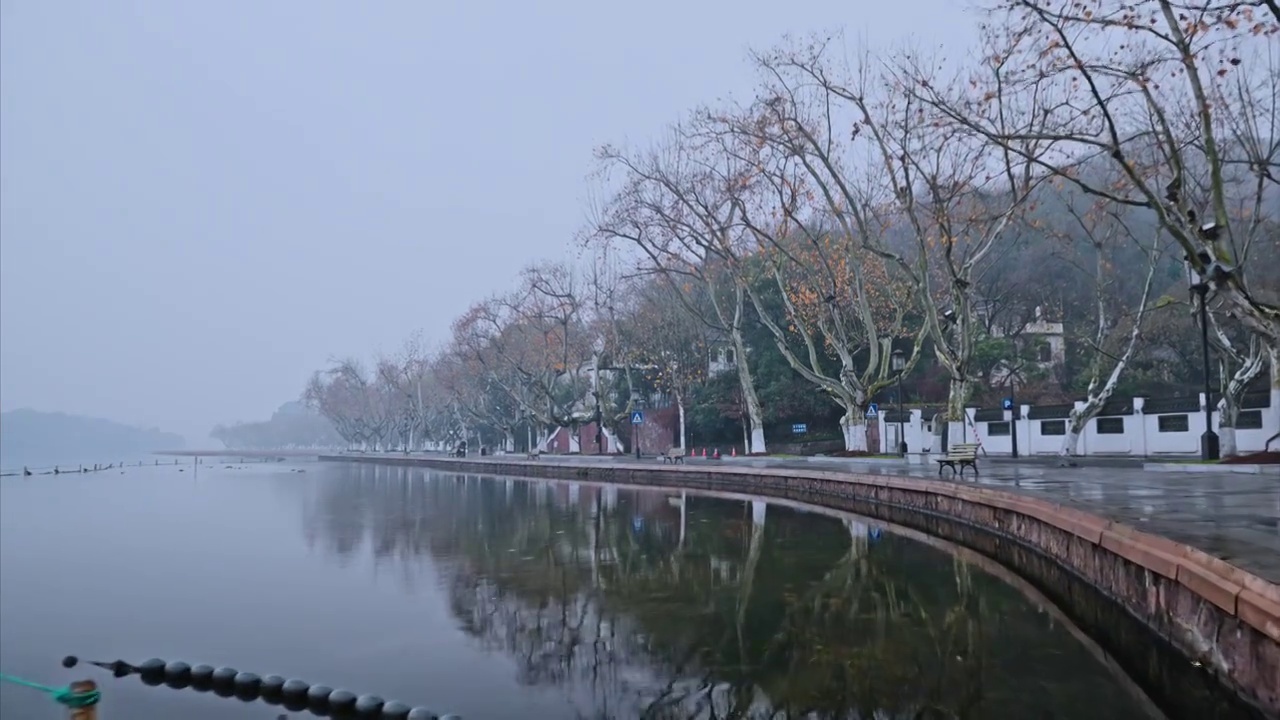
[303,465,1160,720]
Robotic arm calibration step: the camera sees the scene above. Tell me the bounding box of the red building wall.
[545,410,678,455]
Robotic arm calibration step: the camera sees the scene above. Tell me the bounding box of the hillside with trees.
[0,409,184,470]
[301,1,1278,459]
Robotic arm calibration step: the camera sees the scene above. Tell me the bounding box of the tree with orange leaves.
[687,103,926,452]
[910,0,1280,368]
[447,262,596,451]
[729,34,1058,436]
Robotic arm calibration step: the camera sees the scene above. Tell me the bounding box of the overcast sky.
[1,0,977,443]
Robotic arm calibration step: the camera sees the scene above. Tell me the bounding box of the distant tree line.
[303,1,1278,458]
[210,401,343,450]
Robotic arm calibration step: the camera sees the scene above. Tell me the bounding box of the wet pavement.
[339,452,1280,584]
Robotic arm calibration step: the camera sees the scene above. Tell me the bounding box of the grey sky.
[1,0,975,442]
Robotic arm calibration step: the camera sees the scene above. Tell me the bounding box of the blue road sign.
[630,411,644,425]
[1002,398,1014,410]
[865,403,879,419]
[792,423,808,434]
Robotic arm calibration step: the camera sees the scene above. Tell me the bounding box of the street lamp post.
[891,349,907,456]
[594,401,603,455]
[1009,370,1019,460]
[1186,257,1220,461]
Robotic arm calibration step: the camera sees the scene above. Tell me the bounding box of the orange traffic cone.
[731,447,736,457]
[713,448,721,460]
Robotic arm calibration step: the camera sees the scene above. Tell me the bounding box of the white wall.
[876,392,1278,457]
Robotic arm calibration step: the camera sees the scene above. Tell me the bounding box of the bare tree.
[627,277,711,450]
[305,358,390,450]
[934,1,1280,352]
[582,246,643,454]
[1041,192,1168,456]
[375,335,434,452]
[726,35,1055,437]
[449,298,543,451]
[591,130,772,453]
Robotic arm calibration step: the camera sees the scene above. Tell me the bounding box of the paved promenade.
[329,451,1280,583]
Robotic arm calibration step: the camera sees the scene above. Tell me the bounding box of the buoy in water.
[138,658,166,686]
[306,683,333,711]
[233,671,261,700]
[328,688,358,713]
[280,678,309,701]
[190,664,215,689]
[382,700,413,719]
[260,674,285,702]
[211,667,237,687]
[163,661,191,689]
[355,693,385,716]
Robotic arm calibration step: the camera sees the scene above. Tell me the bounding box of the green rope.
[0,672,101,709]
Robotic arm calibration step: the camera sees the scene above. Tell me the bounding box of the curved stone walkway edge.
[320,454,1280,715]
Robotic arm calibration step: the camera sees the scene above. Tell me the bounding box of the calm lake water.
[0,461,1167,719]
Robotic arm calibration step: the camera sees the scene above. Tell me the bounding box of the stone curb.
[321,454,1280,714]
[1143,462,1267,474]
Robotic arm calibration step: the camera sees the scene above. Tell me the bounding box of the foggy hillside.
[0,409,184,470]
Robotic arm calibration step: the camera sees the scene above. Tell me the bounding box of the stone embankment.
[322,454,1280,717]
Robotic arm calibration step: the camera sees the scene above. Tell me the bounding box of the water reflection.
[303,464,1161,720]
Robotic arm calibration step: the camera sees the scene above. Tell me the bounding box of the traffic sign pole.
[631,410,643,459]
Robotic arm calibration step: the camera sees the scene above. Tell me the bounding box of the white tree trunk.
[1058,247,1158,458]
[1061,425,1084,457]
[676,393,687,450]
[1213,336,1267,459]
[1060,398,1096,457]
[503,429,515,453]
[602,426,621,453]
[945,376,969,424]
[732,331,767,454]
[1220,426,1238,459]
[841,412,869,452]
[1271,346,1280,436]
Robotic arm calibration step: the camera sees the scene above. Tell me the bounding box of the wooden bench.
[526,448,542,460]
[662,447,686,464]
[937,443,980,477]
